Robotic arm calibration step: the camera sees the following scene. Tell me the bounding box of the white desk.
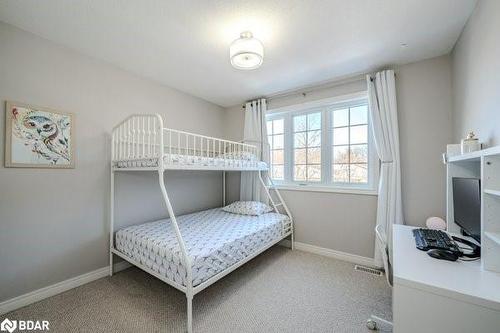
[393,225,500,333]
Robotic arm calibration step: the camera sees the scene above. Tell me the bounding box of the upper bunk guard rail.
[111,113,261,170]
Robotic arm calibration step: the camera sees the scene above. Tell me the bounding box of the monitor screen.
[452,177,481,242]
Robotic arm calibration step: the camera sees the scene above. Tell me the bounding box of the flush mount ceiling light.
[229,31,264,70]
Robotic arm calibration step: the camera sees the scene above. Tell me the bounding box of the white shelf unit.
[446,146,500,273]
[482,152,500,272]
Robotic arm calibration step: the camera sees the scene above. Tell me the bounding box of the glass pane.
[294,148,307,164]
[294,165,306,181]
[307,147,321,164]
[307,112,321,130]
[333,127,349,145]
[266,121,273,135]
[350,105,368,125]
[273,134,284,149]
[272,149,284,164]
[350,125,368,144]
[307,165,321,181]
[294,132,307,148]
[307,130,321,147]
[267,135,273,150]
[273,119,284,134]
[332,108,348,127]
[272,165,284,180]
[294,115,306,132]
[333,145,349,164]
[333,164,349,183]
[350,144,368,163]
[350,163,368,183]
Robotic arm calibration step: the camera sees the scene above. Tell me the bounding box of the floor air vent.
[354,265,383,276]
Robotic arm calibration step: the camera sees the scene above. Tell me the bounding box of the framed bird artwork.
[5,101,75,168]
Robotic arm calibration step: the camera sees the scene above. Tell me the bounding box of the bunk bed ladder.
[258,171,294,250]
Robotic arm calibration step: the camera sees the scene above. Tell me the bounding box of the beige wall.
[395,55,453,227]
[0,23,225,302]
[224,55,453,257]
[451,0,500,147]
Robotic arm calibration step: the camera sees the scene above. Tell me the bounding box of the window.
[266,94,378,193]
[267,118,284,180]
[293,112,321,182]
[331,105,369,184]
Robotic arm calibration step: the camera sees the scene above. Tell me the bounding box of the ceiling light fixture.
[229,31,264,70]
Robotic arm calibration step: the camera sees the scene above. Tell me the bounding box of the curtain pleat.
[240,98,269,203]
[367,70,404,268]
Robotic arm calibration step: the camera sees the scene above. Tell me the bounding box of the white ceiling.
[0,0,477,107]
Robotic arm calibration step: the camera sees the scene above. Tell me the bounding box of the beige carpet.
[2,246,392,332]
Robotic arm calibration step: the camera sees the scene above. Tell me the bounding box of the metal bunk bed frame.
[109,114,294,333]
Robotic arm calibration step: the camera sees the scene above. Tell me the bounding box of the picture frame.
[5,101,75,168]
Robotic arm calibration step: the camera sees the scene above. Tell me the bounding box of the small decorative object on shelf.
[461,131,481,154]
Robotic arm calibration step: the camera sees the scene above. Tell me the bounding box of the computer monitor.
[452,177,481,242]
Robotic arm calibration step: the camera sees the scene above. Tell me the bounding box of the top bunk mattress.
[115,208,290,287]
[114,152,267,169]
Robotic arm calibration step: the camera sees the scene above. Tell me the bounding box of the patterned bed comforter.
[115,208,290,287]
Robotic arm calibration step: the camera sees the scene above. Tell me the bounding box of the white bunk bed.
[109,114,294,333]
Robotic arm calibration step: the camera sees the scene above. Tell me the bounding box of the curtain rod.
[240,73,366,109]
[241,70,396,109]
[240,69,398,109]
[269,73,366,99]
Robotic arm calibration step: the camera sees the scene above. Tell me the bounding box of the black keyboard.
[412,228,461,254]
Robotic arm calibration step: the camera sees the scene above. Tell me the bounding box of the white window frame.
[266,92,379,196]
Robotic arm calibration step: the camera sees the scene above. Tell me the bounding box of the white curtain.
[367,70,404,268]
[240,98,270,202]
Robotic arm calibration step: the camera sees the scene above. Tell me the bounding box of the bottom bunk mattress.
[115,208,290,287]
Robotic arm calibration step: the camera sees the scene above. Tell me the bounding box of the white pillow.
[222,201,273,216]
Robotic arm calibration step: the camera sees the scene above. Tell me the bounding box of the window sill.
[270,184,378,196]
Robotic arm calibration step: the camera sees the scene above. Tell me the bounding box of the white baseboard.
[280,240,376,268]
[0,261,131,315]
